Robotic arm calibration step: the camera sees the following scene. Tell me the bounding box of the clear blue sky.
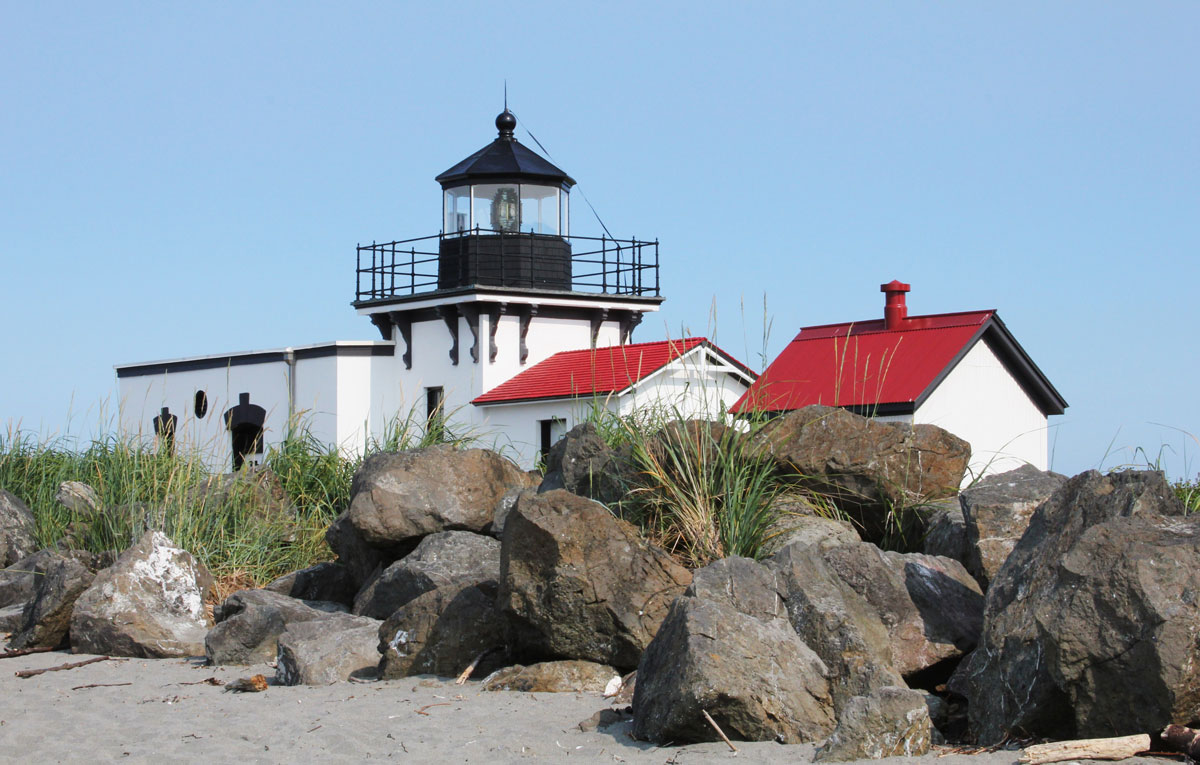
[3,3,1197,479]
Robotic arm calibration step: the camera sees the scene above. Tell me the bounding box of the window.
[426,387,445,441]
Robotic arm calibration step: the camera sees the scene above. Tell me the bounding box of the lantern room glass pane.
[472,183,520,233]
[520,184,559,235]
[443,186,470,234]
[561,190,569,237]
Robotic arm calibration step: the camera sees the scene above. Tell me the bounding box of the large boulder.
[275,614,381,685]
[206,589,347,665]
[325,511,390,591]
[950,470,1197,743]
[499,490,692,670]
[264,562,357,607]
[55,481,100,516]
[0,549,63,608]
[958,464,1066,587]
[0,490,37,567]
[921,499,968,563]
[7,554,94,650]
[814,686,933,761]
[769,541,904,710]
[633,595,835,745]
[752,406,970,543]
[762,512,862,558]
[819,542,983,676]
[69,531,214,658]
[539,423,632,506]
[684,555,788,623]
[377,581,508,679]
[347,446,527,548]
[480,660,620,693]
[353,531,500,619]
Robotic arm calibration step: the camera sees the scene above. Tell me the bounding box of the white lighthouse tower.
[116,110,755,470]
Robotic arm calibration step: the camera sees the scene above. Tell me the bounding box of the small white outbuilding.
[731,280,1068,479]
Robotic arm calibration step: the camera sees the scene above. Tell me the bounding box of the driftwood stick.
[1162,725,1200,759]
[14,655,109,678]
[455,650,490,685]
[1019,734,1150,765]
[416,702,452,716]
[701,709,738,753]
[0,646,58,660]
[71,682,132,690]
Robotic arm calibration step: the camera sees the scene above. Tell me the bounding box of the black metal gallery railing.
[355,229,660,302]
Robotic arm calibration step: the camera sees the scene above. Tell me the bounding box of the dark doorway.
[223,392,267,471]
[426,386,445,440]
[230,423,264,470]
[153,407,177,456]
[538,417,566,465]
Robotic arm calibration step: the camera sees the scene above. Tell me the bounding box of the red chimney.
[881,280,910,330]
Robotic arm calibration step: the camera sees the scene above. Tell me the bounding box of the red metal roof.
[473,337,745,405]
[731,311,995,413]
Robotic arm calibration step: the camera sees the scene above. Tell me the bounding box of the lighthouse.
[116,109,756,470]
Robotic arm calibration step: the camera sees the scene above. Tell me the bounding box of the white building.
[116,110,756,470]
[731,280,1068,479]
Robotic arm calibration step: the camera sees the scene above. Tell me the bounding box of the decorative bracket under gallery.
[488,304,505,363]
[461,304,481,364]
[590,308,610,348]
[390,312,413,370]
[436,305,459,365]
[619,310,643,345]
[518,304,537,365]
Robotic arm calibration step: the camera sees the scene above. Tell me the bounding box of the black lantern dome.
[436,110,576,290]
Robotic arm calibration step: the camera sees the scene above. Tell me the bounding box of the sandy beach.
[0,650,1029,765]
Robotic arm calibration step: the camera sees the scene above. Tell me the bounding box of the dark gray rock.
[347,446,528,547]
[539,423,632,506]
[0,549,61,608]
[353,530,500,619]
[0,603,25,633]
[814,686,933,761]
[770,540,904,710]
[921,500,968,563]
[500,490,692,671]
[265,562,357,607]
[206,589,348,665]
[950,470,1195,743]
[377,581,508,679]
[481,660,620,693]
[752,406,970,545]
[7,554,94,650]
[959,464,1066,587]
[685,556,787,623]
[0,490,37,567]
[325,511,390,591]
[632,595,835,745]
[821,542,983,676]
[70,531,215,658]
[488,488,535,539]
[275,614,381,685]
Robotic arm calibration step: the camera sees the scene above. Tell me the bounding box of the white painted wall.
[914,338,1050,479]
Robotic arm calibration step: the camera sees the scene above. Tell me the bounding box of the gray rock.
[921,500,968,562]
[55,481,100,516]
[762,512,862,557]
[7,554,94,650]
[632,595,835,745]
[0,603,26,633]
[959,464,1066,587]
[206,589,348,665]
[814,686,933,761]
[347,446,528,547]
[265,562,357,607]
[481,660,620,693]
[685,556,788,623]
[488,488,535,539]
[539,423,632,506]
[325,511,389,591]
[950,470,1194,743]
[769,540,904,710]
[70,531,215,658]
[0,490,37,567]
[821,542,983,676]
[500,490,692,671]
[353,531,500,619]
[275,614,381,685]
[0,549,62,608]
[752,406,970,545]
[377,581,508,679]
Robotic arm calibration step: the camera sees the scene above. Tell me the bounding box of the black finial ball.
[496,109,517,136]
